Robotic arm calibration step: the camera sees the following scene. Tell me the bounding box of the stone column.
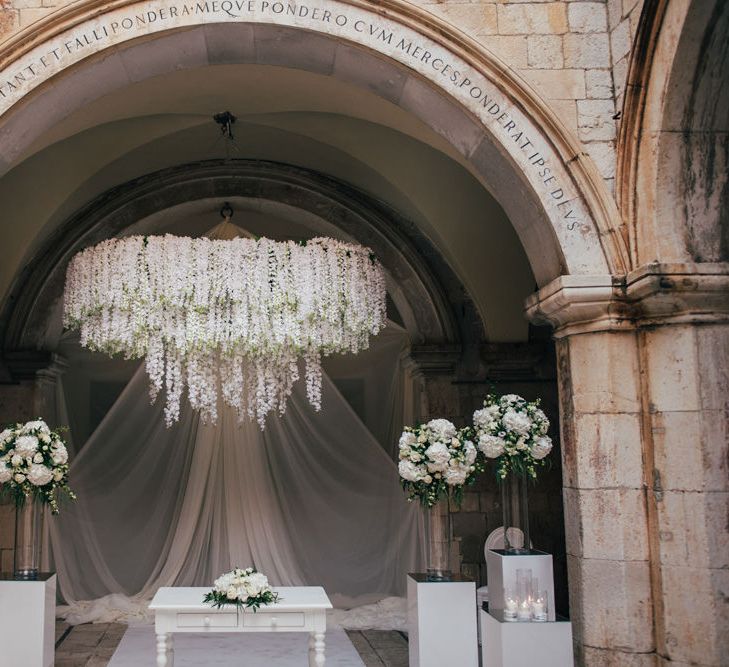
[628,264,729,667]
[526,264,729,667]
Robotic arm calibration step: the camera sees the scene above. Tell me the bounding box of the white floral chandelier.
[63,231,387,428]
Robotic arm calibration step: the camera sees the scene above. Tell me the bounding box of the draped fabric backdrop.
[49,325,426,623]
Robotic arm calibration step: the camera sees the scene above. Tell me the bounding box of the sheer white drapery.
[50,327,425,622]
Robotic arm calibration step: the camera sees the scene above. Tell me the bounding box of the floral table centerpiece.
[203,567,279,612]
[473,394,553,553]
[397,419,484,579]
[0,419,76,578]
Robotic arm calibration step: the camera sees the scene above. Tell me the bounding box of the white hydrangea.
[399,431,416,449]
[27,464,54,486]
[0,428,13,443]
[0,461,11,483]
[444,464,469,486]
[398,460,423,482]
[22,420,50,434]
[463,440,478,466]
[14,435,39,458]
[51,442,68,466]
[473,405,499,429]
[478,434,506,459]
[245,572,270,597]
[425,442,451,472]
[531,436,553,460]
[502,408,532,436]
[426,419,457,442]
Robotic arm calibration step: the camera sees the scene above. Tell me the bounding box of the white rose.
[398,460,422,482]
[51,443,68,465]
[502,409,532,436]
[426,419,456,442]
[531,436,552,460]
[444,464,469,486]
[11,454,23,467]
[478,434,506,458]
[422,474,433,484]
[13,473,25,483]
[14,435,39,458]
[0,461,11,483]
[33,453,44,463]
[27,464,53,486]
[226,586,238,600]
[53,470,64,482]
[398,432,416,449]
[409,451,422,463]
[40,433,52,445]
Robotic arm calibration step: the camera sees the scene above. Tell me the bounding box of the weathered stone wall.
[608,0,643,119]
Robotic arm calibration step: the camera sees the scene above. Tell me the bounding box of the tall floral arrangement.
[0,419,75,514]
[398,419,483,507]
[63,235,387,428]
[473,394,552,480]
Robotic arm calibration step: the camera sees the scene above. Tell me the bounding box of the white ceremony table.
[149,586,333,667]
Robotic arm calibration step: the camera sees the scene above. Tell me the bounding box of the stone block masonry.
[0,0,640,198]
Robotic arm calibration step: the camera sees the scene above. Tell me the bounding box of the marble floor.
[54,621,409,667]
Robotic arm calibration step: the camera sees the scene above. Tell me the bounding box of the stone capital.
[525,263,729,337]
[0,350,67,382]
[406,344,462,376]
[524,275,630,338]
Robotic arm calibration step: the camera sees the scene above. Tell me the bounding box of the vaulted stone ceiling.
[0,63,535,341]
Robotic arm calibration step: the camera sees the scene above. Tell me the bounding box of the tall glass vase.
[14,496,44,580]
[500,472,530,554]
[426,498,453,581]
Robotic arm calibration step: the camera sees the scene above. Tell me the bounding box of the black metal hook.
[220,202,234,220]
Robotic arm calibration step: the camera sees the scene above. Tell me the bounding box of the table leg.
[167,633,175,667]
[314,632,326,666]
[156,633,168,667]
[308,633,316,667]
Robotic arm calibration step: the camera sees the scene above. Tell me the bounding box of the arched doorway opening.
[0,0,629,657]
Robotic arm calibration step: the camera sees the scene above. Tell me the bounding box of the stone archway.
[0,3,655,665]
[0,0,627,284]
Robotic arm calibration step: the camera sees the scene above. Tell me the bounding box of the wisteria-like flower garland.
[63,235,387,428]
[0,419,76,514]
[473,393,553,480]
[398,419,483,508]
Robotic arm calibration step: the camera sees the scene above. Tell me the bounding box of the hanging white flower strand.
[63,235,387,428]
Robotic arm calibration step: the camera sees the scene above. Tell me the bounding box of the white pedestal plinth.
[407,573,478,667]
[0,573,56,667]
[486,549,556,622]
[480,608,573,667]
